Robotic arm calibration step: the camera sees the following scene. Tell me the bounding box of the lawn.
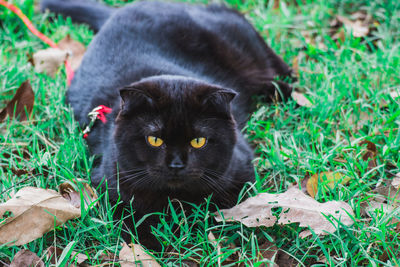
[1,0,400,265]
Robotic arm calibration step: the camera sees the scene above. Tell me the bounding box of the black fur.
[41,0,293,248]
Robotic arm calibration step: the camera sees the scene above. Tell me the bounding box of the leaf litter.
[57,34,86,71]
[31,35,86,76]
[32,48,69,76]
[119,242,161,267]
[0,187,80,246]
[59,179,98,209]
[291,91,313,107]
[306,171,351,198]
[215,187,354,238]
[10,249,44,267]
[46,245,88,266]
[0,80,34,123]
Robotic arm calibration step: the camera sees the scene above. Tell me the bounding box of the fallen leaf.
[57,35,86,71]
[215,187,354,238]
[273,0,279,9]
[208,232,221,267]
[59,179,98,209]
[292,55,299,77]
[346,111,374,132]
[276,249,297,266]
[60,183,81,209]
[46,246,88,266]
[10,249,45,267]
[92,251,118,267]
[365,200,394,218]
[119,242,161,267]
[291,91,312,107]
[389,89,400,100]
[333,157,347,164]
[0,187,80,246]
[361,180,400,217]
[0,80,34,122]
[306,172,351,198]
[332,28,346,46]
[10,168,30,177]
[372,184,400,204]
[32,48,69,77]
[392,174,400,189]
[71,251,88,265]
[256,241,278,266]
[46,246,63,265]
[360,140,377,170]
[336,14,370,38]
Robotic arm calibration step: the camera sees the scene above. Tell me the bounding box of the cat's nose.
[168,156,185,170]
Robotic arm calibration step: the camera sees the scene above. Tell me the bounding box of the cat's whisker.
[127,175,150,188]
[204,168,248,187]
[106,168,147,180]
[200,174,230,198]
[119,170,148,186]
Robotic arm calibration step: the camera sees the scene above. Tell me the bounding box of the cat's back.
[68,1,284,124]
[68,2,241,122]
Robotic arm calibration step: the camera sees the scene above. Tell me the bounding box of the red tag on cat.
[82,105,112,138]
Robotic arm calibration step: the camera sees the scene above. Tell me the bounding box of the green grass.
[1,0,400,265]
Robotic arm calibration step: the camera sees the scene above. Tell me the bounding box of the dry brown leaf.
[10,249,45,267]
[360,140,377,170]
[119,242,161,267]
[32,48,69,76]
[392,174,400,189]
[276,249,297,266]
[332,28,346,45]
[372,184,400,204]
[94,251,118,267]
[306,172,351,198]
[256,241,278,266]
[46,246,64,265]
[346,111,374,132]
[273,0,279,9]
[208,232,221,267]
[57,35,86,71]
[60,183,81,209]
[46,246,88,266]
[0,187,80,246]
[59,179,98,209]
[389,89,400,100]
[71,251,88,265]
[365,200,395,218]
[292,56,299,77]
[215,187,354,238]
[291,91,312,107]
[333,157,347,164]
[361,180,400,217]
[0,80,34,122]
[336,15,370,38]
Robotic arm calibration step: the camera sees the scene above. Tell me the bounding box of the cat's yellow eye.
[190,137,206,149]
[147,136,163,147]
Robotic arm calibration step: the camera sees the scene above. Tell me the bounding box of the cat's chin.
[166,178,185,189]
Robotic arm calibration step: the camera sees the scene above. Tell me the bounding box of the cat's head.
[113,75,237,192]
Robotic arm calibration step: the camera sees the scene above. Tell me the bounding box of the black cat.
[41,0,293,248]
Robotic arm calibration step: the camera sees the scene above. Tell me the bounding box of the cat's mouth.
[166,177,185,188]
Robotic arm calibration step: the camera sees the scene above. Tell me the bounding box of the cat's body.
[42,0,292,247]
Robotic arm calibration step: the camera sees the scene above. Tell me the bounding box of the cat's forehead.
[140,115,214,135]
[143,119,163,133]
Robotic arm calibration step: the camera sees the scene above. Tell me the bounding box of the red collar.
[83,105,112,139]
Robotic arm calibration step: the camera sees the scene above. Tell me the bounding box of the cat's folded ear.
[197,85,237,116]
[118,86,155,115]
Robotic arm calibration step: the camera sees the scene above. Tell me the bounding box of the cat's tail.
[40,0,115,32]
